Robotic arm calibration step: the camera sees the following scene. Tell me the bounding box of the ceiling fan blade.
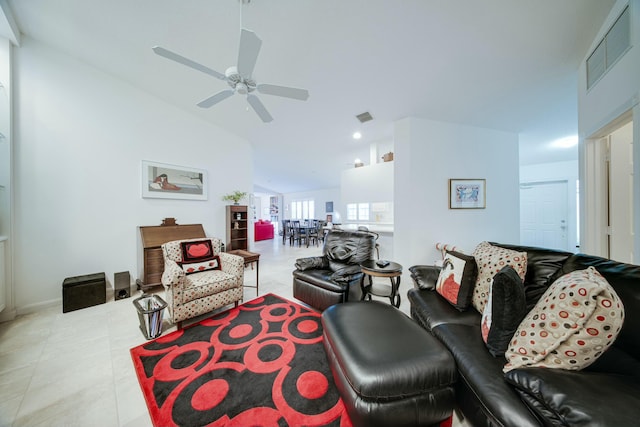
[247,94,273,123]
[257,84,309,101]
[197,90,235,108]
[237,29,262,78]
[152,46,225,80]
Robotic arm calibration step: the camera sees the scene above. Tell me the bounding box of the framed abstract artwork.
[141,160,207,200]
[449,179,486,209]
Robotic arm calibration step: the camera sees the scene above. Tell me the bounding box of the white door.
[520,181,569,251]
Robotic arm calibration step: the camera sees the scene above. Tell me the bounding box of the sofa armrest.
[219,252,244,277]
[162,259,185,287]
[505,367,640,426]
[408,265,441,290]
[295,256,329,271]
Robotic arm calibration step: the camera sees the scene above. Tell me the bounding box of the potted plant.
[222,190,248,205]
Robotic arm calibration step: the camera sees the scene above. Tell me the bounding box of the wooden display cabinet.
[226,205,248,251]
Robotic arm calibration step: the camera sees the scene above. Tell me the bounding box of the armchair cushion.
[180,239,216,262]
[179,255,221,275]
[329,265,364,284]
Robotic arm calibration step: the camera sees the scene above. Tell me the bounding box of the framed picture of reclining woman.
[141,160,208,200]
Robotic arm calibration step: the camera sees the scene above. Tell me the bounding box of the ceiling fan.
[152,28,309,123]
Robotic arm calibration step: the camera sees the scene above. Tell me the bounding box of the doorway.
[520,181,571,251]
[606,121,634,262]
[582,112,635,261]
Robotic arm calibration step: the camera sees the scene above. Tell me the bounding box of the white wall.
[394,117,520,270]
[578,0,640,260]
[341,161,393,204]
[12,37,253,312]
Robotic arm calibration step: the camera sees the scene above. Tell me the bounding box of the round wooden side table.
[360,260,403,307]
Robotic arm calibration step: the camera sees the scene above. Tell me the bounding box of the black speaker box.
[114,271,131,300]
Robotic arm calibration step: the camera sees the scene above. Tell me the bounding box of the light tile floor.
[0,238,466,426]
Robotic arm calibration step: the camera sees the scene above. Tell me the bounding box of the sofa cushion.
[435,250,477,311]
[481,266,527,357]
[505,367,640,427]
[407,288,480,331]
[504,267,625,372]
[472,241,527,313]
[431,323,542,427]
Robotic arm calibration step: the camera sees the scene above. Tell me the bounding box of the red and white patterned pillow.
[435,250,477,311]
[179,255,222,275]
[504,266,624,372]
[472,242,527,313]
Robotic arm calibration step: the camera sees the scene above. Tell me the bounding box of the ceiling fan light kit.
[152,18,309,123]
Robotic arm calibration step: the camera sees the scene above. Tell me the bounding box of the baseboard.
[16,297,61,316]
[0,307,17,323]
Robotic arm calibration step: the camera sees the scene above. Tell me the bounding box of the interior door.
[520,181,569,251]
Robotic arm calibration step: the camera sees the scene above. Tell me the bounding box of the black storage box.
[62,272,107,313]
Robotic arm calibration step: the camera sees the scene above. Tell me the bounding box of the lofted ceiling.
[5,0,614,193]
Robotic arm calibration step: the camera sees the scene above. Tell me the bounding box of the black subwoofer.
[114,271,131,300]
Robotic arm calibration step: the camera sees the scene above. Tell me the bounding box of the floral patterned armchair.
[161,237,244,327]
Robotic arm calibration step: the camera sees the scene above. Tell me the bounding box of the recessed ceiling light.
[353,132,362,140]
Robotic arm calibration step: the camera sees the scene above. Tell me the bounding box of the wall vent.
[587,6,630,90]
[356,112,373,123]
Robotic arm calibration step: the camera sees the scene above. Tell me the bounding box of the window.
[358,203,370,221]
[346,203,370,221]
[291,199,315,220]
[347,204,357,220]
[587,6,630,90]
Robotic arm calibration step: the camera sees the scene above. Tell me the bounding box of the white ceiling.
[5,0,614,193]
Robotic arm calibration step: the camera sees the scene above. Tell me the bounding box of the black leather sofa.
[293,229,376,311]
[408,243,640,427]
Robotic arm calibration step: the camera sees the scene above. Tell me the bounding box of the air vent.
[587,6,630,90]
[356,112,373,123]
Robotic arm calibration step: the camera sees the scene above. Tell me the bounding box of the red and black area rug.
[130,293,352,427]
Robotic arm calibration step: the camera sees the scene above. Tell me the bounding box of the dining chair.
[282,219,292,244]
[291,220,308,247]
[307,221,321,246]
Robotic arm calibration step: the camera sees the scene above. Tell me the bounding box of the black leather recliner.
[293,229,376,311]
